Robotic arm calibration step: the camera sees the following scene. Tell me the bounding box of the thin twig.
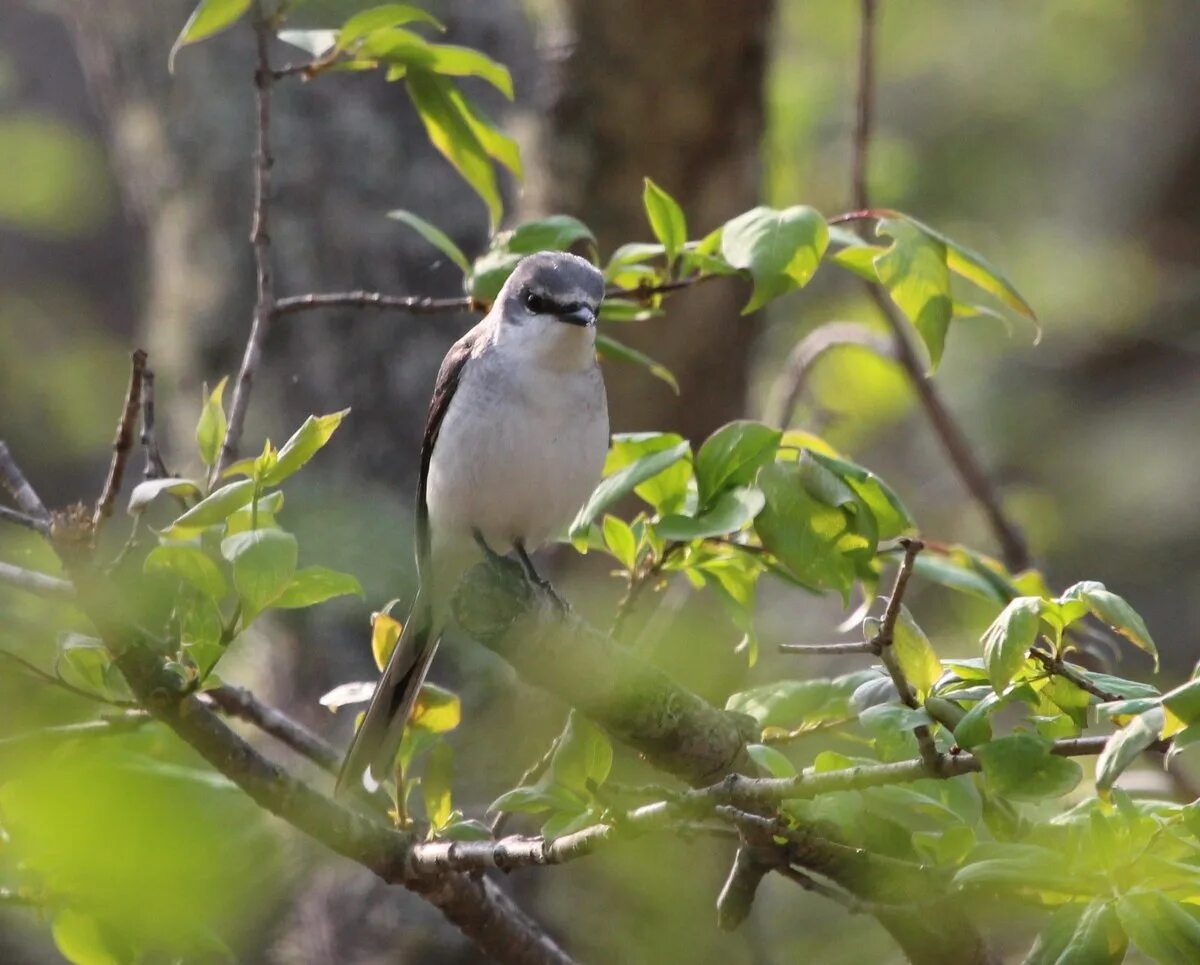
[0,713,150,750]
[0,441,49,523]
[1029,649,1119,703]
[139,367,170,480]
[205,685,339,772]
[0,561,75,600]
[213,6,277,482]
[848,0,1031,572]
[0,648,136,707]
[779,641,875,655]
[0,505,49,536]
[764,322,893,428]
[274,291,477,317]
[93,349,146,534]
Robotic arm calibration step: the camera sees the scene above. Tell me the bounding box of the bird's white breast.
[424,347,608,569]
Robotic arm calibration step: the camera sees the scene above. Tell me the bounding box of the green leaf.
[52,910,123,965]
[694,420,782,508]
[725,676,859,730]
[720,205,828,313]
[423,45,513,99]
[1096,707,1164,793]
[595,333,679,394]
[541,807,599,844]
[196,376,228,468]
[829,243,885,282]
[1059,581,1157,668]
[144,544,228,601]
[570,441,690,537]
[549,715,612,794]
[873,217,952,371]
[1025,901,1127,965]
[601,515,637,569]
[891,212,1037,323]
[952,692,1001,750]
[1116,892,1200,965]
[410,682,461,733]
[754,461,856,600]
[220,529,298,617]
[981,596,1045,692]
[804,451,913,541]
[642,178,687,265]
[387,210,469,273]
[421,741,454,831]
[439,817,493,841]
[127,477,202,514]
[273,566,364,609]
[892,606,942,699]
[56,635,131,704]
[262,409,350,485]
[604,242,666,281]
[746,743,797,778]
[1163,680,1200,726]
[603,433,694,516]
[169,0,252,73]
[655,486,764,542]
[405,70,502,227]
[338,4,444,49]
[164,478,256,536]
[974,733,1083,801]
[504,215,596,255]
[489,785,568,815]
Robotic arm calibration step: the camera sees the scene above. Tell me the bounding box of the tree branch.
[779,641,875,655]
[0,441,50,524]
[0,505,49,537]
[93,349,146,535]
[0,648,135,707]
[273,291,477,317]
[205,684,340,772]
[139,367,170,480]
[0,561,75,600]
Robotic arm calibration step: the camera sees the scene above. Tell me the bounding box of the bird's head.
[493,252,605,369]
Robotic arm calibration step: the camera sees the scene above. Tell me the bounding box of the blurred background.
[1,0,1198,961]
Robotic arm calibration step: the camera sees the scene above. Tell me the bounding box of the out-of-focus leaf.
[595,333,679,394]
[169,0,252,72]
[1163,679,1200,725]
[601,515,637,570]
[1059,581,1157,668]
[548,715,612,794]
[337,4,444,49]
[195,376,228,469]
[423,45,513,99]
[727,674,866,730]
[421,741,454,831]
[981,596,1045,692]
[570,441,690,537]
[144,544,227,601]
[1115,892,1200,965]
[694,420,781,508]
[220,529,298,617]
[387,209,469,272]
[319,681,375,711]
[642,178,687,264]
[52,910,124,965]
[161,479,256,537]
[1096,707,1165,793]
[273,567,364,609]
[410,682,461,733]
[892,606,941,699]
[128,478,201,514]
[439,817,493,841]
[746,743,797,778]
[873,217,952,371]
[655,486,764,542]
[262,409,350,485]
[720,205,828,313]
[974,733,1083,801]
[804,450,913,540]
[828,243,885,281]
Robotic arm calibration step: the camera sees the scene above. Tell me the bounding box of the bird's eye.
[523,290,548,313]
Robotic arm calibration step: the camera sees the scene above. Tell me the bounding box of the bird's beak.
[557,305,596,327]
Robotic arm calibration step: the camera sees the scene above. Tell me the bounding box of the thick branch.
[0,441,50,523]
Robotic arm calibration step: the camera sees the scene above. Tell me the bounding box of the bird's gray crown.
[499,251,605,319]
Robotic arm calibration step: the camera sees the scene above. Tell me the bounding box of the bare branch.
[0,441,49,524]
[0,713,150,750]
[274,291,477,317]
[213,8,277,482]
[94,349,146,534]
[852,0,878,214]
[764,322,893,428]
[205,684,340,772]
[0,561,75,600]
[0,505,49,537]
[779,641,874,655]
[139,367,170,480]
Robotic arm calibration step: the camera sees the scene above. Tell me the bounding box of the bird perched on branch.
[336,251,609,795]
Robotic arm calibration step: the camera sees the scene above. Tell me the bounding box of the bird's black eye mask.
[521,288,597,326]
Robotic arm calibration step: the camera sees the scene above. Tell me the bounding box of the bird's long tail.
[335,588,440,797]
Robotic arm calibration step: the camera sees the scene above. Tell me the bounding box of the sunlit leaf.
[874,217,952,372]
[642,178,687,265]
[338,4,444,49]
[603,433,693,516]
[1059,581,1157,669]
[262,409,350,486]
[655,486,764,542]
[1116,892,1200,965]
[195,376,228,469]
[720,205,828,313]
[410,682,461,733]
[746,743,797,778]
[273,567,364,609]
[601,515,637,570]
[570,440,690,537]
[549,715,613,794]
[421,741,454,831]
[974,733,1082,800]
[981,596,1044,692]
[163,479,256,536]
[220,529,298,618]
[144,545,227,601]
[892,606,941,699]
[1096,707,1164,793]
[694,420,781,508]
[169,0,252,73]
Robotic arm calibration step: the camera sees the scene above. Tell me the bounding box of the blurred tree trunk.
[529,0,774,440]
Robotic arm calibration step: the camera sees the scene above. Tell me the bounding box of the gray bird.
[336,251,609,795]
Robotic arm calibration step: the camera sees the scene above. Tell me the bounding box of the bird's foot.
[515,541,570,613]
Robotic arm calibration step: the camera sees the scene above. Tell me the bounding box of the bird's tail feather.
[335,590,440,797]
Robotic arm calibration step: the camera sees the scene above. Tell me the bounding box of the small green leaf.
[570,441,690,537]
[1059,581,1157,668]
[56,634,131,703]
[804,450,913,541]
[273,567,364,609]
[952,692,1001,750]
[169,0,252,73]
[421,741,454,831]
[387,210,470,273]
[603,433,693,516]
[655,486,764,542]
[53,910,123,965]
[604,242,665,281]
[1096,707,1164,793]
[439,817,493,841]
[974,733,1083,800]
[892,606,941,699]
[220,529,298,617]
[196,376,228,468]
[549,715,612,794]
[144,544,228,601]
[410,682,461,733]
[127,478,202,514]
[1025,901,1126,965]
[601,515,637,569]
[164,478,256,535]
[504,215,596,255]
[262,409,350,485]
[424,45,513,99]
[489,786,562,814]
[694,420,781,507]
[981,596,1045,692]
[541,807,599,844]
[1116,892,1200,965]
[874,217,952,372]
[746,743,797,778]
[726,678,853,730]
[642,178,687,265]
[1163,679,1200,726]
[594,333,679,394]
[829,243,885,281]
[720,205,829,313]
[338,4,444,49]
